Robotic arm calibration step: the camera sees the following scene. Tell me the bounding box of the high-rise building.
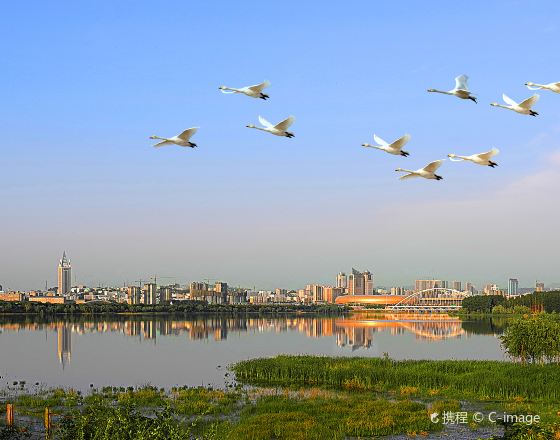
[415,280,443,292]
[452,281,462,292]
[464,282,475,294]
[336,272,347,289]
[312,285,323,302]
[348,268,373,295]
[57,252,72,296]
[214,282,228,303]
[364,272,374,294]
[127,286,142,304]
[508,278,519,296]
[160,286,172,303]
[536,282,545,292]
[144,283,157,305]
[323,286,344,303]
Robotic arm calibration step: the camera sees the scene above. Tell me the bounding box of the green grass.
[233,355,560,401]
[226,394,459,440]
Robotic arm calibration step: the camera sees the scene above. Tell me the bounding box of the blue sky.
[1,0,560,290]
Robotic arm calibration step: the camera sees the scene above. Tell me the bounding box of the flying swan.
[246,116,295,138]
[362,134,411,157]
[427,74,477,103]
[490,94,539,116]
[219,81,271,100]
[525,81,560,94]
[395,160,445,181]
[149,128,199,148]
[448,148,499,168]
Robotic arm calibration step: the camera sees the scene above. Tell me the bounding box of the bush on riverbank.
[461,295,506,313]
[500,314,560,363]
[462,291,560,314]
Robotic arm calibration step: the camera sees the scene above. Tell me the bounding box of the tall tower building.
[536,282,545,292]
[57,252,72,296]
[508,278,519,296]
[336,272,347,289]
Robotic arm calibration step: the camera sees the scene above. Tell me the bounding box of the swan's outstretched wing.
[373,134,388,146]
[153,140,173,148]
[502,94,518,107]
[399,173,419,180]
[422,160,444,173]
[518,94,539,110]
[476,148,500,161]
[177,127,198,141]
[389,134,411,151]
[258,116,274,128]
[454,74,469,91]
[273,115,295,131]
[247,80,270,93]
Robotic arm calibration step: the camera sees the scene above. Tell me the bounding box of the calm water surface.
[0,313,509,390]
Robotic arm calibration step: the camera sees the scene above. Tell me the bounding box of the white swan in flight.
[427,75,477,103]
[525,81,560,94]
[219,81,270,100]
[246,116,295,138]
[149,128,199,148]
[362,134,411,157]
[490,94,539,116]
[448,148,499,168]
[395,160,445,181]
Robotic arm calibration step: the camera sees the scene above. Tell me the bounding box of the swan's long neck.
[430,89,452,95]
[495,104,514,111]
[249,126,268,132]
[222,86,240,92]
[151,136,168,141]
[396,168,415,174]
[529,83,546,89]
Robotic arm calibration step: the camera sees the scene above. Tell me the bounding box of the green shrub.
[500,315,560,363]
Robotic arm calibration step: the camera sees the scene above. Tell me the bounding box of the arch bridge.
[387,288,470,312]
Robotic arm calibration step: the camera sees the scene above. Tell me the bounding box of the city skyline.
[2,1,560,290]
[0,252,551,293]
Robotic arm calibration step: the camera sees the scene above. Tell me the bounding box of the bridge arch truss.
[387,288,470,312]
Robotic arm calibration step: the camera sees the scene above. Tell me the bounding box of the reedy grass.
[233,355,560,402]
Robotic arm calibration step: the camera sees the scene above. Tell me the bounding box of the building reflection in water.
[57,323,72,368]
[0,313,498,366]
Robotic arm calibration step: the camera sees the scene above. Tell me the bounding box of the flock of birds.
[149,75,560,181]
